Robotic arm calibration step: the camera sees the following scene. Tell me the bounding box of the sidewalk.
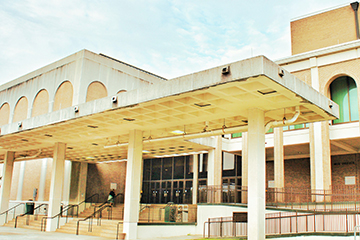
[0,226,105,240]
[0,227,357,240]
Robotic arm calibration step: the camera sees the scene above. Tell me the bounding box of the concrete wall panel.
[53,81,73,111]
[86,81,107,102]
[0,103,10,126]
[12,97,28,123]
[32,89,49,117]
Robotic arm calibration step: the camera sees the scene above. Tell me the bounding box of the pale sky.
[0,0,350,85]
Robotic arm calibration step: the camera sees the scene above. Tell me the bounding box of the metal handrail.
[40,204,79,231]
[76,204,113,235]
[94,193,122,214]
[116,221,124,240]
[0,203,25,224]
[15,203,47,228]
[78,193,99,213]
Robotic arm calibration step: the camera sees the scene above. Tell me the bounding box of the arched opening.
[330,76,359,124]
[13,97,28,123]
[32,89,49,117]
[86,81,107,102]
[53,81,73,111]
[0,102,10,126]
[117,89,127,94]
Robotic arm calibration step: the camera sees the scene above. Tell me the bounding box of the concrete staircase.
[56,218,125,239]
[3,214,46,230]
[56,204,125,239]
[78,204,124,220]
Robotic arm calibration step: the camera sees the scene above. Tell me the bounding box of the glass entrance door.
[161,181,172,203]
[151,182,160,203]
[222,178,236,203]
[173,181,184,204]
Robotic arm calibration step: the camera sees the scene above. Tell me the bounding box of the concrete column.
[310,122,332,201]
[62,160,72,205]
[207,135,222,203]
[247,108,265,240]
[241,132,248,204]
[69,162,88,212]
[78,163,88,212]
[46,142,66,231]
[192,154,199,204]
[0,151,15,224]
[16,161,26,201]
[274,127,284,202]
[123,130,143,240]
[38,158,48,202]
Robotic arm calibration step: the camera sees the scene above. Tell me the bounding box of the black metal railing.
[76,204,113,235]
[40,204,79,231]
[0,203,25,224]
[204,210,360,238]
[94,193,122,215]
[14,203,47,228]
[78,193,99,213]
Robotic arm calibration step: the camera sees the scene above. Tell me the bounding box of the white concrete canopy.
[0,56,338,163]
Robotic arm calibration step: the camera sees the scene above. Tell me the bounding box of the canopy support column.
[123,129,143,240]
[46,142,66,231]
[247,108,266,240]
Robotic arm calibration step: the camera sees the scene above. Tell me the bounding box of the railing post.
[279,212,281,234]
[313,211,316,233]
[233,217,236,237]
[296,211,298,233]
[346,209,348,233]
[208,218,211,238]
[220,217,223,237]
[76,221,80,235]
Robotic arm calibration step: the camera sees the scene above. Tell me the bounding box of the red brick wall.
[86,162,127,203]
[266,158,310,189]
[332,154,359,188]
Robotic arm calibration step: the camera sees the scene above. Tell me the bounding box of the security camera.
[111,96,117,103]
[74,106,79,112]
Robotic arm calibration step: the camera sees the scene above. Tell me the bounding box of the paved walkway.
[0,226,105,240]
[0,226,358,240]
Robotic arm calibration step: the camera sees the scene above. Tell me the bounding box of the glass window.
[199,154,208,179]
[162,158,172,180]
[151,159,161,180]
[283,123,309,131]
[174,157,185,179]
[143,160,151,181]
[186,156,193,179]
[330,76,359,124]
[231,132,242,138]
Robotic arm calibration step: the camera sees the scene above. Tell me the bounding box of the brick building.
[0,2,358,240]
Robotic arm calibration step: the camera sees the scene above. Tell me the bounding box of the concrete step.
[56,218,124,239]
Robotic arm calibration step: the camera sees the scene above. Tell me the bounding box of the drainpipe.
[264,107,301,133]
[351,2,360,39]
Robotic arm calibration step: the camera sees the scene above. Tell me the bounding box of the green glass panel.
[348,78,359,121]
[331,77,349,124]
[266,128,273,133]
[294,124,304,129]
[232,132,242,138]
